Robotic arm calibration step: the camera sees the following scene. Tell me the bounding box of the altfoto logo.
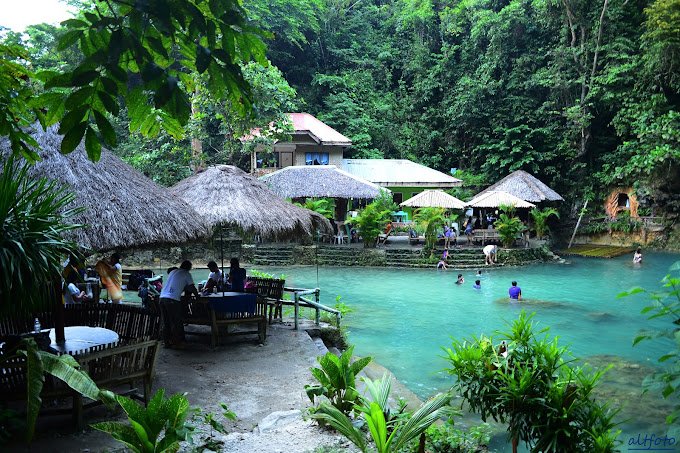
[628,433,677,451]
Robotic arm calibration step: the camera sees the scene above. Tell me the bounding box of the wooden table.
[188,292,265,346]
[198,292,258,314]
[49,326,119,355]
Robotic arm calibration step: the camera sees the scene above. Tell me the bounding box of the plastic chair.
[334,232,347,244]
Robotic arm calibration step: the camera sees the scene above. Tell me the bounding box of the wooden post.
[314,289,320,326]
[568,199,589,249]
[52,275,65,344]
[294,292,299,331]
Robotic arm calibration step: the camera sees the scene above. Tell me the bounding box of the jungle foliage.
[2,0,679,210]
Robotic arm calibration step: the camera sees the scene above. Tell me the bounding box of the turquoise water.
[255,252,679,447]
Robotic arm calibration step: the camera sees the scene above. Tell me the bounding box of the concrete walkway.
[8,322,356,453]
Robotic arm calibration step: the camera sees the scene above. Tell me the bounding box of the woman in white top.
[203,260,224,294]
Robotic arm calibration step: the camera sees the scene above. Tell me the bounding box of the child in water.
[456,274,464,285]
[472,279,481,289]
[633,248,642,264]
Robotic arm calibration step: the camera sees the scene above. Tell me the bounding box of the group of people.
[447,267,524,300]
[62,252,123,305]
[159,257,247,349]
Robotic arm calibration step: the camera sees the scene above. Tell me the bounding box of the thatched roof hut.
[474,170,563,203]
[466,191,536,209]
[0,125,210,252]
[260,165,387,199]
[171,165,333,239]
[400,190,466,210]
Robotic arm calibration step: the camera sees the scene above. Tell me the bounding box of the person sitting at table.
[202,260,224,295]
[228,257,247,292]
[64,280,92,304]
[159,260,198,349]
[96,252,123,303]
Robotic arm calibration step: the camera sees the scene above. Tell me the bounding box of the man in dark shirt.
[509,281,522,300]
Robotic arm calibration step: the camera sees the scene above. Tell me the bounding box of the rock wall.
[497,246,552,266]
[572,230,665,248]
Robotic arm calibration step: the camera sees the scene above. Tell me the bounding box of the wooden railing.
[280,287,341,330]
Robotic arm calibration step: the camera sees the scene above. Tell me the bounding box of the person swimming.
[472,279,481,289]
[456,274,464,285]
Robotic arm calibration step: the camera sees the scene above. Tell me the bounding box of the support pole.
[568,199,589,249]
[294,292,299,331]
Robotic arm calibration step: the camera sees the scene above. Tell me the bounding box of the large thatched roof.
[171,165,333,239]
[0,125,210,252]
[400,190,466,209]
[466,191,536,209]
[260,165,387,199]
[474,170,563,203]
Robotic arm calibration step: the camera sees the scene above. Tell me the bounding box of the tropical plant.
[493,213,525,248]
[443,311,620,453]
[311,374,451,453]
[295,198,335,219]
[349,201,391,248]
[417,421,492,453]
[0,158,113,442]
[2,0,268,162]
[618,261,680,425]
[530,207,560,239]
[498,203,517,218]
[0,157,82,316]
[93,389,196,453]
[413,207,446,253]
[305,346,371,416]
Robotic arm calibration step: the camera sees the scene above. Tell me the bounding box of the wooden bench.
[0,339,160,430]
[185,294,268,347]
[246,277,285,324]
[473,229,501,244]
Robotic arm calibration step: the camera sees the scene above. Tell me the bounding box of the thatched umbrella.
[2,125,211,343]
[171,165,332,240]
[401,190,466,210]
[260,165,387,199]
[473,170,563,203]
[466,191,536,209]
[1,125,210,252]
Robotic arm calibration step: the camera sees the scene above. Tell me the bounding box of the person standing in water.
[633,248,642,264]
[508,281,522,301]
[472,280,481,290]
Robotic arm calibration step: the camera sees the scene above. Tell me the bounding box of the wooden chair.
[246,277,285,324]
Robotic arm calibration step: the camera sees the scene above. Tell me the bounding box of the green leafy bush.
[305,346,371,416]
[530,207,560,239]
[493,213,524,248]
[444,311,620,453]
[618,261,680,425]
[311,373,451,453]
[93,389,195,453]
[418,422,491,453]
[350,199,392,248]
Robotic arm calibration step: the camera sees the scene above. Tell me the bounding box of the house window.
[392,192,403,204]
[305,152,329,165]
[617,193,630,208]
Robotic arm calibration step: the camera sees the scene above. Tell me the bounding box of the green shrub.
[305,346,371,416]
[444,311,620,453]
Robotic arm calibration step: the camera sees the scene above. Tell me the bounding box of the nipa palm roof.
[341,159,462,188]
[0,125,210,252]
[400,190,466,210]
[466,191,536,209]
[171,165,333,239]
[474,170,563,203]
[260,165,387,199]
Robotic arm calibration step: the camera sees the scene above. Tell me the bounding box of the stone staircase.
[386,248,486,269]
[316,246,368,266]
[252,246,294,266]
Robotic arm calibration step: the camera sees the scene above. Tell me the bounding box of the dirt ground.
[7,321,368,453]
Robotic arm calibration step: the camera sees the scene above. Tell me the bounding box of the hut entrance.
[617,193,630,209]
